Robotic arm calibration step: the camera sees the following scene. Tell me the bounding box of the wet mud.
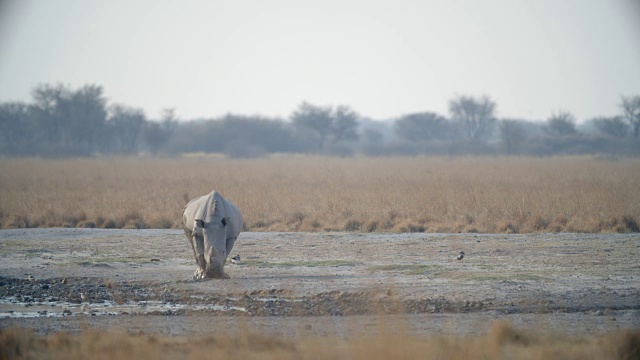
[1,229,638,336]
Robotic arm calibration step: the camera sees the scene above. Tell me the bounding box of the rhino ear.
[195,219,205,228]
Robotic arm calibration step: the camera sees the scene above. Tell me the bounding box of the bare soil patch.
[1,229,638,337]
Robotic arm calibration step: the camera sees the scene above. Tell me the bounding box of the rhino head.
[193,217,231,279]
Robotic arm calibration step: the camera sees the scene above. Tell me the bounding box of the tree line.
[1,83,639,157]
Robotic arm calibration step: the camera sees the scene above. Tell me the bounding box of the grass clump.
[370,264,441,275]
[1,323,638,360]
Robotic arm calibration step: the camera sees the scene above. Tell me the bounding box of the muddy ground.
[0,229,638,337]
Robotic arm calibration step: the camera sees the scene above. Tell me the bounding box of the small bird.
[230,255,240,264]
[457,251,465,260]
[61,277,68,284]
[27,275,35,282]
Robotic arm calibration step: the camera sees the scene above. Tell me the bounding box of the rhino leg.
[225,237,237,258]
[190,252,207,280]
[184,226,208,280]
[194,269,228,280]
[193,267,206,280]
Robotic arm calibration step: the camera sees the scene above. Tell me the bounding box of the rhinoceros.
[182,190,243,280]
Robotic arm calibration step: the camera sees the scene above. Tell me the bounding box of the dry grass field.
[2,322,638,360]
[0,156,639,233]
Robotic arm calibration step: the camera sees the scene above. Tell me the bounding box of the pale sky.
[1,0,639,121]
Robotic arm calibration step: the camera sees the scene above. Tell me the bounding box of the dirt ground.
[0,229,638,337]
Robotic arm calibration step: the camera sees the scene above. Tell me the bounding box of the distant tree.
[107,104,146,154]
[331,105,360,145]
[217,114,297,157]
[28,83,107,155]
[291,102,360,153]
[142,122,168,156]
[159,108,179,138]
[620,95,640,139]
[161,108,178,126]
[544,111,577,137]
[142,108,178,155]
[29,83,70,144]
[499,119,526,155]
[394,112,449,142]
[448,95,497,141]
[291,102,333,151]
[0,102,31,154]
[592,116,628,138]
[361,128,385,156]
[65,84,107,153]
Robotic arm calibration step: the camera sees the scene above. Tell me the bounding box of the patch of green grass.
[66,255,153,266]
[241,259,361,268]
[0,241,48,256]
[369,264,441,275]
[477,264,499,270]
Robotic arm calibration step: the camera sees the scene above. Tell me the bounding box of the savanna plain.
[0,156,639,359]
[1,156,639,233]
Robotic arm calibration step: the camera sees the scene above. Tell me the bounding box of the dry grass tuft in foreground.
[0,156,639,233]
[1,322,638,360]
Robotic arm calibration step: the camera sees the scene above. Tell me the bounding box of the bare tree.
[620,95,640,139]
[448,95,496,141]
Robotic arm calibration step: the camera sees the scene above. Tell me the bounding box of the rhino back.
[182,191,242,236]
[219,195,243,238]
[182,192,211,226]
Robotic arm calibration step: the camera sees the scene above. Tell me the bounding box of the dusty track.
[1,229,638,336]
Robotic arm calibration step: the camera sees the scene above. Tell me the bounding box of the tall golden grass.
[0,156,639,233]
[1,322,638,360]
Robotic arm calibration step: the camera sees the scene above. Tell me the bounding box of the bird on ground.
[27,275,35,282]
[231,255,241,264]
[457,251,465,260]
[61,277,68,284]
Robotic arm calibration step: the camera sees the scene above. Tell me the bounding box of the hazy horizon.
[1,0,639,122]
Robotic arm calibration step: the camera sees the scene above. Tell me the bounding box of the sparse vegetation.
[0,156,639,233]
[243,259,361,268]
[369,264,441,275]
[1,322,638,360]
